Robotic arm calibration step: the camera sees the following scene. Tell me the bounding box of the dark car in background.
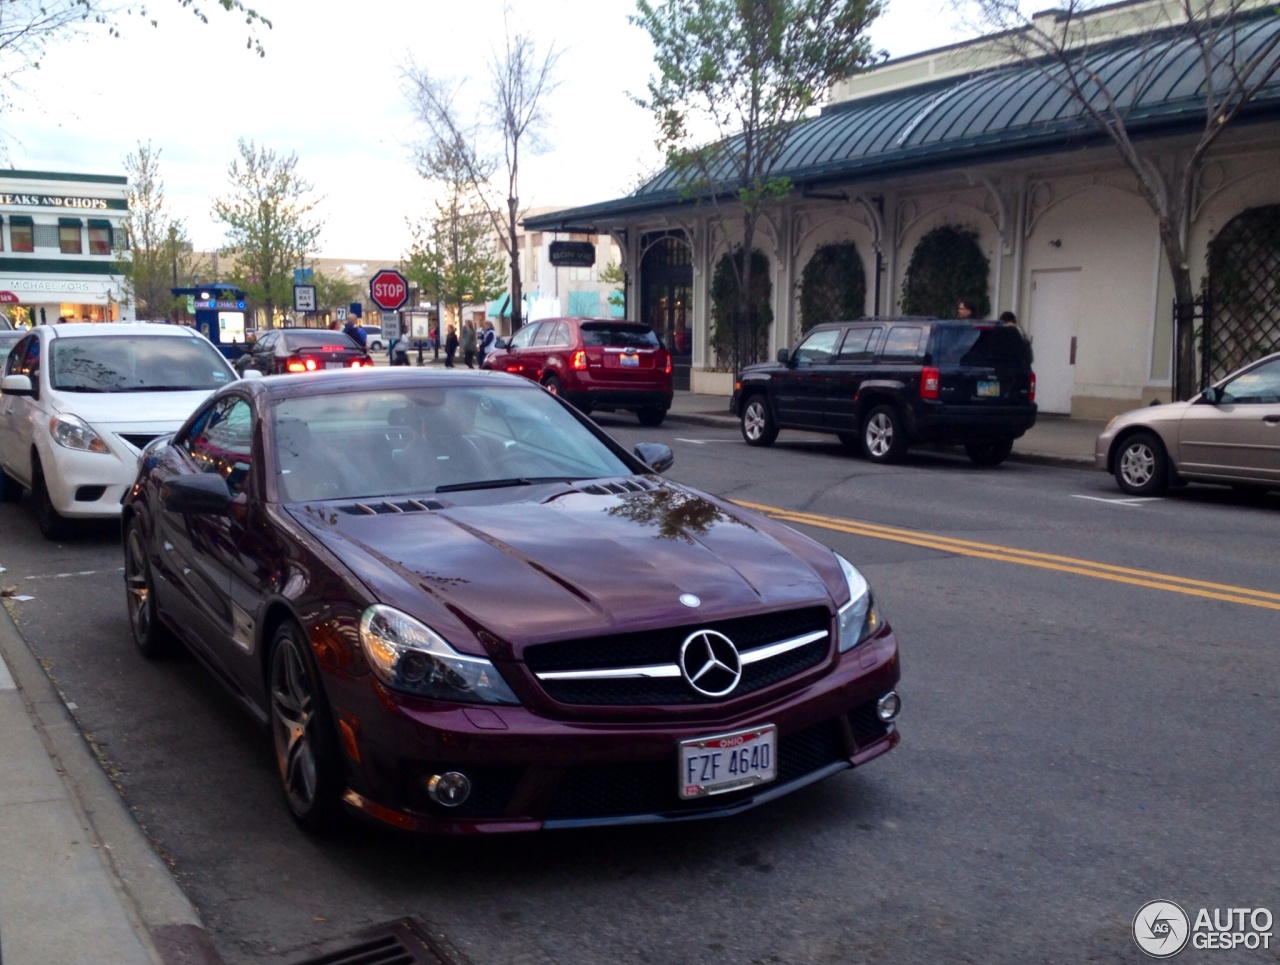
[734,318,1037,466]
[234,328,373,376]
[483,317,673,426]
[121,368,900,835]
[1096,350,1280,495]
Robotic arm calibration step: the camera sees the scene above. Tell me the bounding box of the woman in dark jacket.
[444,324,459,368]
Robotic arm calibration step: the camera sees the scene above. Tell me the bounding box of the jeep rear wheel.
[862,405,906,463]
[740,396,778,446]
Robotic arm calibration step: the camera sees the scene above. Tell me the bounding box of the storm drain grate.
[286,917,459,965]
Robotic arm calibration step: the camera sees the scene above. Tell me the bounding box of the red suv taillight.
[1029,370,1036,403]
[664,352,673,375]
[920,366,940,400]
[571,350,588,371]
[286,356,318,373]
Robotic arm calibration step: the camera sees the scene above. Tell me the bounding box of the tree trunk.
[1157,224,1198,400]
[508,194,523,333]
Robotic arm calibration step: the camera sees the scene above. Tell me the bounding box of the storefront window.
[59,220,83,255]
[10,217,33,253]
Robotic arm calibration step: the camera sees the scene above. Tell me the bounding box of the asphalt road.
[2,416,1277,964]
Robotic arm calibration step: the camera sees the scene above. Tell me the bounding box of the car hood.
[289,482,842,655]
[1109,399,1195,431]
[51,389,216,425]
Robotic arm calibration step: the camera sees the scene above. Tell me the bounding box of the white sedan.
[0,322,238,538]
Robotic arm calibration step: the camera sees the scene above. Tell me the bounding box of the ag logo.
[1133,900,1190,958]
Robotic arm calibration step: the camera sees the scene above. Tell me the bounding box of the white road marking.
[674,438,738,444]
[1072,494,1158,507]
[23,569,107,581]
[0,653,14,690]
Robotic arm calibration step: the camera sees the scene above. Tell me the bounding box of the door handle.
[1263,415,1280,425]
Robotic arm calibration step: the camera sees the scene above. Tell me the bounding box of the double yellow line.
[734,499,1280,612]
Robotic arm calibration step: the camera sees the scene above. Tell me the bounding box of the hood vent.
[339,497,448,516]
[574,477,660,496]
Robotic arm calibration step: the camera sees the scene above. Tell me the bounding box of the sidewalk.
[0,377,1101,965]
[0,607,219,965]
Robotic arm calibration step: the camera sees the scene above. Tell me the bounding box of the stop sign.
[369,269,409,312]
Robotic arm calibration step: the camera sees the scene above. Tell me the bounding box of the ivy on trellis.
[710,248,773,370]
[798,242,867,333]
[901,224,990,318]
[1205,205,1280,383]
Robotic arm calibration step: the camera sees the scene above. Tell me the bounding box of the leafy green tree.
[710,248,772,366]
[119,141,195,319]
[311,271,359,316]
[600,260,626,311]
[212,139,323,328]
[632,0,881,371]
[402,16,561,333]
[405,143,506,333]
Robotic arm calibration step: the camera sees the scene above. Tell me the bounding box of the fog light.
[426,771,471,807]
[876,691,901,722]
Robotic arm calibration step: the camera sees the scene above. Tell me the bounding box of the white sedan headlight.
[49,414,110,453]
[835,553,883,652]
[359,605,519,705]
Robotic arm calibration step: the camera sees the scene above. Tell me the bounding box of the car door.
[502,322,543,381]
[241,331,279,374]
[828,325,883,432]
[772,327,843,429]
[0,333,43,486]
[155,394,253,671]
[1177,356,1280,483]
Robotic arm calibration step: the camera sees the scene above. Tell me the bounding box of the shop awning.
[58,217,83,227]
[87,218,112,229]
[488,295,512,318]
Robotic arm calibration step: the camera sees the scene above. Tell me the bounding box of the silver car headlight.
[835,553,883,652]
[359,604,519,705]
[49,414,110,453]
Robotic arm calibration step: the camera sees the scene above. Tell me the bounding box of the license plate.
[620,353,640,367]
[325,361,344,369]
[679,724,777,799]
[977,379,1000,397]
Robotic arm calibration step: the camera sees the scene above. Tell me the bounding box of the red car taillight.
[664,353,673,375]
[286,356,318,373]
[351,359,372,368]
[571,350,588,371]
[920,365,940,400]
[1030,370,1036,403]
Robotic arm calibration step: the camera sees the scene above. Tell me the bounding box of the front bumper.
[331,628,900,834]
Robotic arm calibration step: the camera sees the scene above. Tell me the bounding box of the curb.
[0,606,222,965]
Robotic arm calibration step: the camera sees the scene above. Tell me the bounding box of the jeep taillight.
[1030,370,1036,403]
[571,350,587,371]
[921,366,940,400]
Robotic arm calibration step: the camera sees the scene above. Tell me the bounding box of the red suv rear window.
[579,323,661,349]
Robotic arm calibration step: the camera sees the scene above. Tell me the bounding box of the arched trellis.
[1205,204,1280,384]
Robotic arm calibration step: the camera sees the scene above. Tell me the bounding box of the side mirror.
[1200,386,1220,405]
[0,373,33,397]
[776,348,791,365]
[495,338,510,350]
[161,473,232,516]
[634,442,674,473]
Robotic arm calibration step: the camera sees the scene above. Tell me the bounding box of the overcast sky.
[2,0,970,262]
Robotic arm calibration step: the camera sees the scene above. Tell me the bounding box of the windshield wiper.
[434,476,577,493]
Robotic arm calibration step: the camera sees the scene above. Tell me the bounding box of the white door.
[1028,268,1081,415]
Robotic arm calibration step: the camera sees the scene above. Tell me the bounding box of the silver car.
[1095,352,1280,495]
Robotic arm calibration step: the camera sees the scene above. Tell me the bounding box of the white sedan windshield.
[51,336,235,392]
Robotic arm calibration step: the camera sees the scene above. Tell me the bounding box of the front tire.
[1114,431,1168,496]
[269,622,344,834]
[542,374,562,397]
[740,395,778,446]
[32,457,70,541]
[862,405,907,464]
[124,518,175,659]
[964,438,1014,467]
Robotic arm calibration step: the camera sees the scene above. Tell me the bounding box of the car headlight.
[359,604,519,705]
[49,414,110,453]
[835,553,883,652]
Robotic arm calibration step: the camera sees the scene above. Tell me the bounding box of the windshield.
[50,335,236,392]
[272,383,634,502]
[283,331,361,350]
[932,325,1032,367]
[579,323,661,349]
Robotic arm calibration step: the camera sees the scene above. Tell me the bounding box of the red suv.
[483,317,674,426]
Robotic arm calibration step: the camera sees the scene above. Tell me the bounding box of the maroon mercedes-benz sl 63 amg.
[122,368,900,834]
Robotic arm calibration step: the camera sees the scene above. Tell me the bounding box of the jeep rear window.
[580,323,660,349]
[933,326,1032,367]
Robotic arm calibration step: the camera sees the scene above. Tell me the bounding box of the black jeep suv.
[733,318,1037,466]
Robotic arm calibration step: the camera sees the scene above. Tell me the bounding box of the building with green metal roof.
[525,0,1280,417]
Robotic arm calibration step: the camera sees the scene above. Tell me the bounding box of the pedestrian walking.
[957,297,979,320]
[462,322,476,368]
[329,319,342,331]
[444,324,458,368]
[430,325,440,361]
[478,321,496,368]
[343,316,367,349]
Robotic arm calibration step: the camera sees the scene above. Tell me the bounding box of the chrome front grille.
[525,607,832,705]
